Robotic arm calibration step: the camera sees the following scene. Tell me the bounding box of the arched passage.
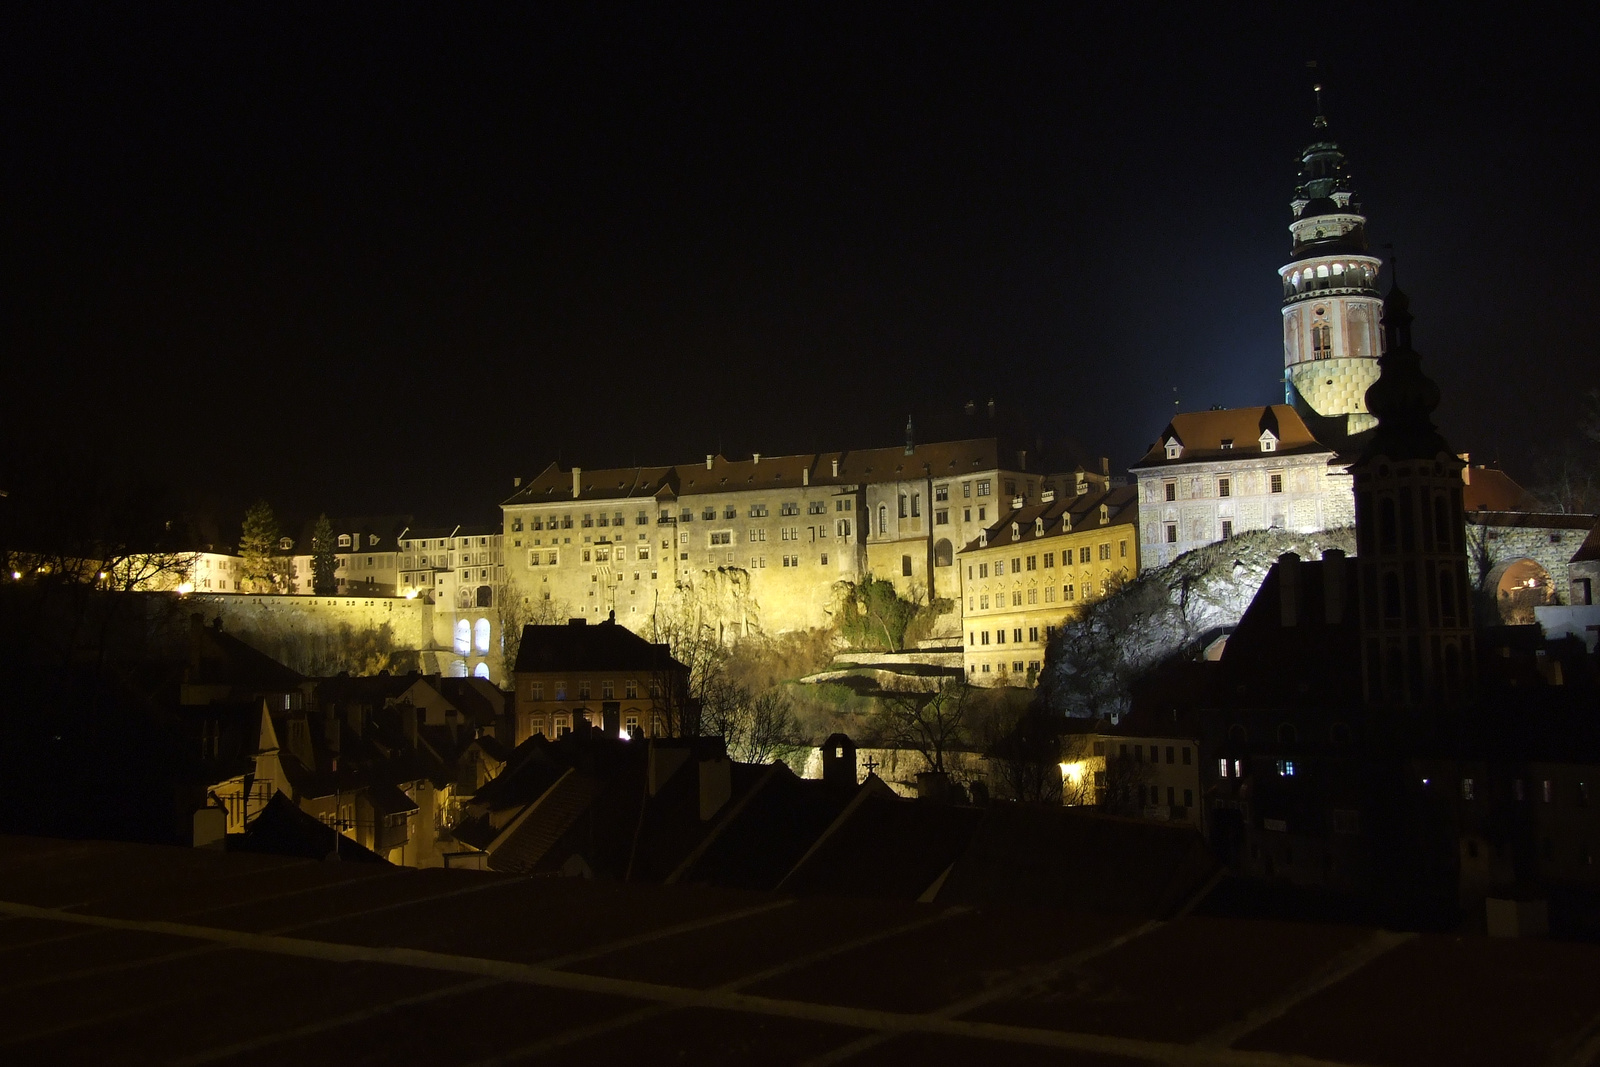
[1486,557,1553,624]
[934,539,953,567]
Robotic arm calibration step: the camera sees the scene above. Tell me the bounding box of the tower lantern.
[1279,89,1385,436]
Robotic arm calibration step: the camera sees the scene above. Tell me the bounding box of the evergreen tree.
[311,514,338,595]
[239,501,280,593]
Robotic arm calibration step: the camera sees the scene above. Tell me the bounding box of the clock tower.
[1280,88,1385,437]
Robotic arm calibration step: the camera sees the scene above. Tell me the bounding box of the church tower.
[1351,280,1474,709]
[1280,87,1385,436]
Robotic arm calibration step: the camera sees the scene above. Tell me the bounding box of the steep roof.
[1462,467,1537,512]
[503,438,1090,508]
[512,618,683,674]
[959,484,1139,553]
[1132,405,1330,470]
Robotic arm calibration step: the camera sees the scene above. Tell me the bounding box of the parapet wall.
[188,594,432,676]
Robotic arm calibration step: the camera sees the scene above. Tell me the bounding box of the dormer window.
[1099,504,1110,526]
[1011,522,1020,540]
[1260,430,1278,453]
[369,534,379,546]
[1220,438,1234,450]
[337,534,352,548]
[1164,437,1183,460]
[1034,518,1044,536]
[278,537,293,551]
[979,530,988,547]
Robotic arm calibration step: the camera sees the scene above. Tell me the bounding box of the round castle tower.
[1280,89,1384,435]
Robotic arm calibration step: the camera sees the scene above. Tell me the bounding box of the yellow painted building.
[957,485,1139,685]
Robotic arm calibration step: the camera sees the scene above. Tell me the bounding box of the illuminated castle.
[1280,86,1384,438]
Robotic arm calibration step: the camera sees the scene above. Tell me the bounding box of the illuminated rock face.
[1279,113,1383,436]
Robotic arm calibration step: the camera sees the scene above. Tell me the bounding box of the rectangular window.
[1079,547,1091,563]
[1182,747,1191,765]
[602,681,614,699]
[935,484,949,502]
[1218,758,1229,777]
[1164,481,1176,501]
[980,631,989,645]
[625,680,638,698]
[531,682,543,700]
[899,494,907,518]
[995,560,1006,576]
[1044,587,1055,602]
[1166,746,1175,764]
[1011,591,1022,606]
[935,508,949,525]
[978,563,988,578]
[1026,589,1037,605]
[1012,628,1022,643]
[1011,557,1021,572]
[1221,520,1234,539]
[963,482,972,498]
[1270,472,1284,494]
[578,681,591,699]
[911,493,920,517]
[995,629,1005,644]
[1166,524,1178,544]
[977,479,991,496]
[1028,626,1038,641]
[1098,543,1110,560]
[1218,477,1231,498]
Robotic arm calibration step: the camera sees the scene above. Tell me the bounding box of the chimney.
[1322,548,1346,624]
[706,454,714,470]
[601,700,620,738]
[571,467,582,499]
[648,740,691,796]
[513,476,522,488]
[1017,449,1027,471]
[821,733,857,789]
[1459,453,1472,485]
[1100,456,1110,477]
[753,452,761,464]
[802,467,809,486]
[904,415,915,455]
[699,754,732,820]
[1278,552,1302,627]
[831,458,839,477]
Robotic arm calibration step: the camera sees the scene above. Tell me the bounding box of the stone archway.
[1486,557,1554,624]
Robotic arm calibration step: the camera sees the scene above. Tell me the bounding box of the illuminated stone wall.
[186,593,443,678]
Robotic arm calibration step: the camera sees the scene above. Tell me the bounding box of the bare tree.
[874,677,972,775]
[984,705,1064,804]
[494,577,567,682]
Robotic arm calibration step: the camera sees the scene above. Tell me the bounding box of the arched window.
[1433,496,1451,551]
[1379,498,1398,549]
[454,619,471,656]
[934,539,953,567]
[1383,572,1402,620]
[878,505,887,535]
[472,662,491,679]
[447,658,468,678]
[476,584,493,608]
[474,618,491,654]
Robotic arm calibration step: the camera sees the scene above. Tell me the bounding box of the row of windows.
[1162,472,1282,502]
[968,625,1045,646]
[968,543,1125,579]
[1094,742,1194,766]
[971,580,1109,608]
[528,679,660,701]
[969,659,1042,676]
[401,536,495,549]
[1166,519,1237,543]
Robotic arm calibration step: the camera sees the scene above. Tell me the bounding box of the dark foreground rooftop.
[3,834,1600,1066]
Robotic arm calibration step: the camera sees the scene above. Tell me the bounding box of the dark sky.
[5,3,1594,528]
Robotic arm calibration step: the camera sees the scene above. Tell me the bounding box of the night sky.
[5,4,1593,529]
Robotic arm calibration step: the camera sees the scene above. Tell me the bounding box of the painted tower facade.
[1280,98,1385,436]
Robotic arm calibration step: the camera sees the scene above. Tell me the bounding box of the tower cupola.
[1279,84,1385,438]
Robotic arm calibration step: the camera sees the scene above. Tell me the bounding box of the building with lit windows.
[956,484,1139,685]
[510,616,688,743]
[395,523,506,679]
[499,437,1108,642]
